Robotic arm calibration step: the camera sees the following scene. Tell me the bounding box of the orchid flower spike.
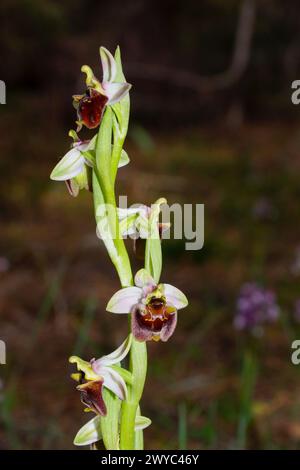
[69,335,132,416]
[106,269,188,342]
[74,47,131,130]
[50,130,129,197]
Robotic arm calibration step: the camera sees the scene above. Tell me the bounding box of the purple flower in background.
[252,197,276,221]
[234,283,279,333]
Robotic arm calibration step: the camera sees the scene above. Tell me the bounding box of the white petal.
[100,47,117,83]
[73,416,102,446]
[135,415,152,431]
[106,287,141,313]
[77,142,90,152]
[103,82,131,105]
[102,366,127,400]
[160,283,188,309]
[134,269,156,289]
[92,335,132,369]
[50,147,84,181]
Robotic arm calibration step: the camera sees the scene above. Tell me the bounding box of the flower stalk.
[50,45,188,450]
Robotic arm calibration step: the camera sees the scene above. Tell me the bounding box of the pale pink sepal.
[100,47,117,83]
[101,366,127,400]
[160,283,188,309]
[104,82,132,105]
[106,286,141,313]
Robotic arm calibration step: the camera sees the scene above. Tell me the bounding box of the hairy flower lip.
[77,379,107,416]
[131,303,177,342]
[77,89,108,130]
[75,46,131,131]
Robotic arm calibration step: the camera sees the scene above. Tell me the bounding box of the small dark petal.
[160,311,177,342]
[77,379,107,416]
[133,238,146,260]
[78,89,108,129]
[87,167,93,193]
[65,179,79,197]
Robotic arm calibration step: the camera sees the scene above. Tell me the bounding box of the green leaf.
[145,198,167,283]
[134,406,144,450]
[130,338,147,404]
[95,107,113,191]
[135,414,152,431]
[73,415,102,446]
[149,235,162,284]
[100,388,121,450]
[114,46,126,82]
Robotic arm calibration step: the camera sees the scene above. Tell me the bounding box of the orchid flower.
[118,201,170,240]
[106,269,188,342]
[50,130,129,197]
[69,335,132,416]
[73,413,151,447]
[73,47,131,131]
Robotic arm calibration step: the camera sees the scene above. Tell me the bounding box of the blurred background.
[1,0,300,449]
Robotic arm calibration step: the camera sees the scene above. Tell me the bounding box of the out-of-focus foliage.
[1,0,300,124]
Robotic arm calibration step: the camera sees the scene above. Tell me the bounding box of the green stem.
[120,338,147,449]
[94,99,147,450]
[105,185,132,287]
[237,347,258,449]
